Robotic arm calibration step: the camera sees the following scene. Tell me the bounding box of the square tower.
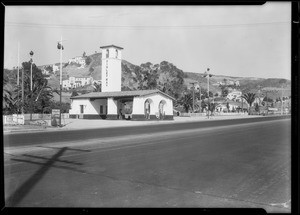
[100,45,123,92]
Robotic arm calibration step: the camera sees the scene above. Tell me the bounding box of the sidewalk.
[3,114,265,133]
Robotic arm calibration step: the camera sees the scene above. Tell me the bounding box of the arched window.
[158,100,167,119]
[144,99,153,120]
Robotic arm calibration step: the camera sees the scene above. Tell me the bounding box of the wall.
[69,99,107,115]
[132,93,173,120]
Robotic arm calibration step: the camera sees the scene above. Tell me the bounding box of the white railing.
[3,113,69,125]
[179,112,248,117]
[3,114,25,125]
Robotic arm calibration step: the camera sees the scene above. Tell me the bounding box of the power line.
[5,21,290,30]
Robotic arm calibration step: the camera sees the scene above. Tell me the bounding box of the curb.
[3,115,290,134]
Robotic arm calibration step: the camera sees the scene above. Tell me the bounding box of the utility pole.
[281,85,284,115]
[17,42,20,113]
[266,91,268,115]
[190,82,195,113]
[22,67,24,114]
[30,51,34,91]
[57,36,65,127]
[29,51,34,121]
[203,68,212,119]
[198,82,202,113]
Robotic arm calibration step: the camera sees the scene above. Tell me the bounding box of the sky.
[4,3,291,80]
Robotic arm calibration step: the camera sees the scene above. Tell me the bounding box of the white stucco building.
[227,89,242,101]
[63,76,93,89]
[68,56,86,66]
[52,64,59,72]
[69,90,174,120]
[69,45,174,120]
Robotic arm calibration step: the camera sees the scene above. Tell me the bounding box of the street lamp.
[190,82,196,113]
[197,81,202,113]
[29,51,34,121]
[29,51,34,91]
[203,68,213,118]
[57,36,65,127]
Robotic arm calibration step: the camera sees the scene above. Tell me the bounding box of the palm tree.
[178,93,199,113]
[3,80,13,110]
[241,92,256,115]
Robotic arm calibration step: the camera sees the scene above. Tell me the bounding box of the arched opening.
[144,99,153,119]
[158,100,167,120]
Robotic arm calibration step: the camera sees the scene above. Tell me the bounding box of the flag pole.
[59,36,63,127]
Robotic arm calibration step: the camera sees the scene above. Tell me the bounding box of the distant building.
[52,64,59,72]
[41,68,50,75]
[68,56,86,67]
[63,76,93,90]
[227,89,242,101]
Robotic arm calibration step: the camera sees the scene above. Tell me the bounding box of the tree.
[178,93,194,113]
[241,92,256,115]
[93,82,101,92]
[3,62,54,114]
[24,62,54,114]
[70,90,79,97]
[255,103,260,113]
[3,79,15,113]
[207,102,217,115]
[85,56,92,65]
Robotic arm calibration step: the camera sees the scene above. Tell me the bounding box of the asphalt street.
[4,117,291,212]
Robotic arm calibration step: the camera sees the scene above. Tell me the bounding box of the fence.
[3,113,70,126]
[3,114,25,125]
[179,112,248,117]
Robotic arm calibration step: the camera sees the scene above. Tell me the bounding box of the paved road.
[4,117,291,212]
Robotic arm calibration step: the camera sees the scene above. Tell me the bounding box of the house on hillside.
[63,76,93,90]
[52,64,59,72]
[68,56,86,67]
[215,100,248,113]
[69,45,174,120]
[227,89,242,101]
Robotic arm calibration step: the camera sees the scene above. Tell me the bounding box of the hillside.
[37,52,291,101]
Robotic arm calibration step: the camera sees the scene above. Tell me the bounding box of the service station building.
[69,45,174,120]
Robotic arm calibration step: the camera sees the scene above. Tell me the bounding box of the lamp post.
[198,81,202,113]
[203,68,213,119]
[281,85,284,115]
[57,36,65,127]
[17,42,20,113]
[29,51,34,91]
[21,67,24,114]
[29,51,34,121]
[190,82,196,113]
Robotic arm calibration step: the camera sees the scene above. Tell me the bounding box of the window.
[80,105,84,114]
[106,49,109,58]
[115,49,118,58]
[100,105,103,114]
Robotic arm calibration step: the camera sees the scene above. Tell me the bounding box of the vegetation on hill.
[10,51,290,111]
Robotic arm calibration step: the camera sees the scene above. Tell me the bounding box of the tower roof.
[100,45,124,50]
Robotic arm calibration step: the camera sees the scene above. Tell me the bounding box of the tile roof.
[99,45,124,50]
[71,89,175,100]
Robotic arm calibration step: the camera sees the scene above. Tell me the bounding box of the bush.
[51,118,58,127]
[85,56,92,65]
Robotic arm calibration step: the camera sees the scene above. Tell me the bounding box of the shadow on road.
[6,146,90,206]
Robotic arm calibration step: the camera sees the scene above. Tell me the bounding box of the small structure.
[69,89,174,120]
[69,45,174,120]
